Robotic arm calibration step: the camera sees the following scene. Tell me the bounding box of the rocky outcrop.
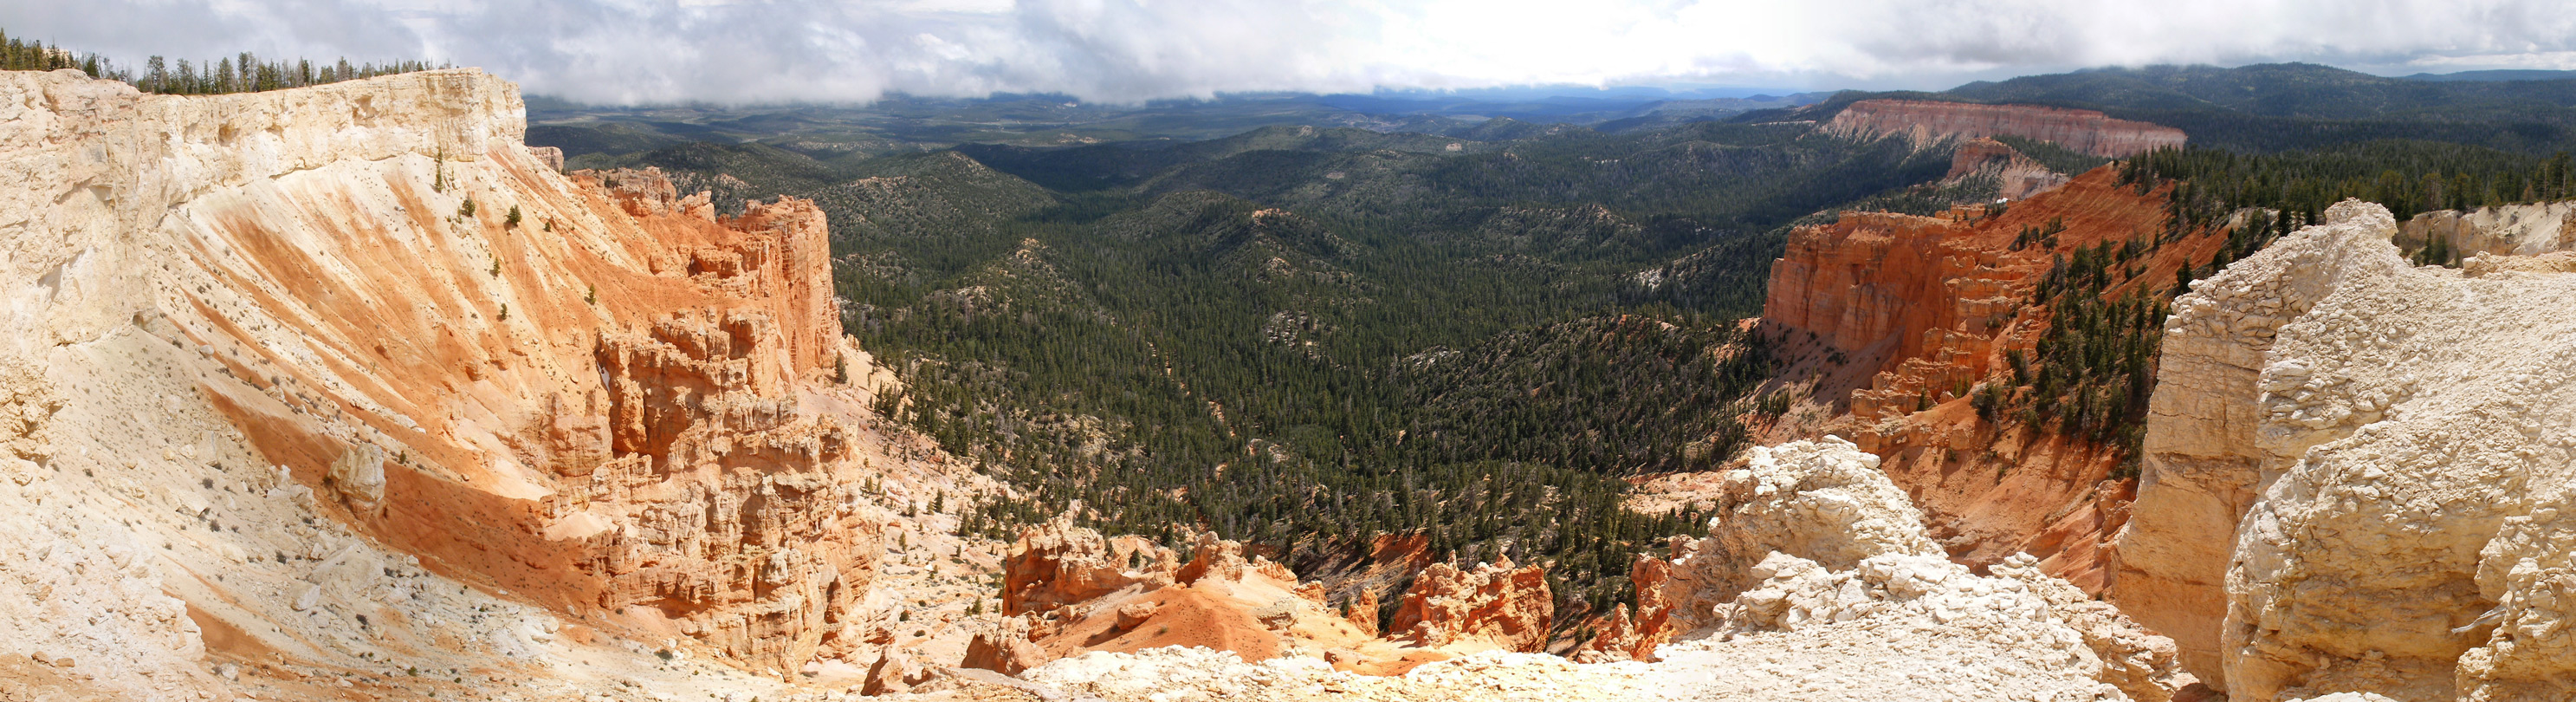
[2116,199,2576,701]
[862,648,944,695]
[1747,169,2224,593]
[990,519,1559,676]
[1591,439,1945,656]
[993,521,1408,670]
[1949,137,2072,200]
[1823,99,2186,158]
[2396,201,2576,258]
[1388,560,1552,652]
[1760,210,1970,375]
[1053,438,2183,701]
[0,68,947,699]
[1000,517,1176,618]
[1576,439,2188,700]
[961,614,1048,675]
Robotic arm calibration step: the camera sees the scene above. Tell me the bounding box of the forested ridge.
[775,120,1988,625]
[570,78,2576,629]
[0,25,440,94]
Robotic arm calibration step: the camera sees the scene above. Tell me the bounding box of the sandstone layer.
[2116,199,2576,701]
[1744,168,2227,592]
[0,68,960,701]
[1823,99,2186,158]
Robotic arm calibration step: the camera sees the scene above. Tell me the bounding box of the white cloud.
[11,0,2576,104]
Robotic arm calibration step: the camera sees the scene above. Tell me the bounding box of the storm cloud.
[17,0,2576,104]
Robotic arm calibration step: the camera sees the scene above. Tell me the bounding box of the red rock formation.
[999,517,1175,618]
[1950,137,2072,200]
[988,521,1518,675]
[1388,559,1554,653]
[1576,555,1673,661]
[1825,99,2186,158]
[961,616,1046,675]
[0,67,976,698]
[1750,168,2230,592]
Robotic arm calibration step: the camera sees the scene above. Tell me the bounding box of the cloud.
[10,0,2576,104]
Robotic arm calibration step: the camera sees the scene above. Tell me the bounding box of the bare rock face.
[1760,211,1966,372]
[2119,198,2576,701]
[1949,137,2071,201]
[325,443,387,515]
[1608,438,1943,653]
[0,68,931,696]
[1388,559,1553,652]
[862,648,942,695]
[1000,517,1175,617]
[1823,99,2187,158]
[962,614,1047,675]
[1747,168,2225,595]
[1701,438,1945,573]
[1581,438,2191,700]
[2397,201,2576,258]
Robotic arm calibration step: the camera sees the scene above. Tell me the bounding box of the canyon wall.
[1824,99,2186,158]
[0,68,941,700]
[1753,168,2226,593]
[2116,200,2576,701]
[1950,136,2072,201]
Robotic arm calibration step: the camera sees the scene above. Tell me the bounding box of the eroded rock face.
[1388,560,1553,652]
[2119,199,2576,701]
[1600,438,1945,655]
[1949,137,2071,201]
[1000,517,1175,618]
[1656,549,2178,702]
[1045,436,2182,701]
[1823,99,2187,158]
[1583,437,2187,702]
[2397,201,2576,258]
[0,68,926,696]
[961,614,1046,675]
[1654,438,2184,701]
[1745,168,2223,595]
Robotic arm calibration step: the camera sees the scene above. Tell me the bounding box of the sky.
[14,0,2576,105]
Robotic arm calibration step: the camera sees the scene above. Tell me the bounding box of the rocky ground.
[942,439,2188,702]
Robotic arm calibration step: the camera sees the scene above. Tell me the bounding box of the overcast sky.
[13,0,2576,104]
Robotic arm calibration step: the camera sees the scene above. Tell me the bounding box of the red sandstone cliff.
[1824,99,2186,158]
[1741,168,2230,592]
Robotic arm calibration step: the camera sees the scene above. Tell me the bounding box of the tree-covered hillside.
[1764,62,2576,155]
[769,118,1958,625]
[542,59,2576,634]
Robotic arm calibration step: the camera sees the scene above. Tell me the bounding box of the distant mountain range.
[2398,68,2576,82]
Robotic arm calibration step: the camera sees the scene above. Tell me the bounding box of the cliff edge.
[1822,99,2186,159]
[2117,199,2576,701]
[0,68,954,701]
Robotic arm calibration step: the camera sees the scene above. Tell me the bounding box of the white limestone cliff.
[2117,198,2576,701]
